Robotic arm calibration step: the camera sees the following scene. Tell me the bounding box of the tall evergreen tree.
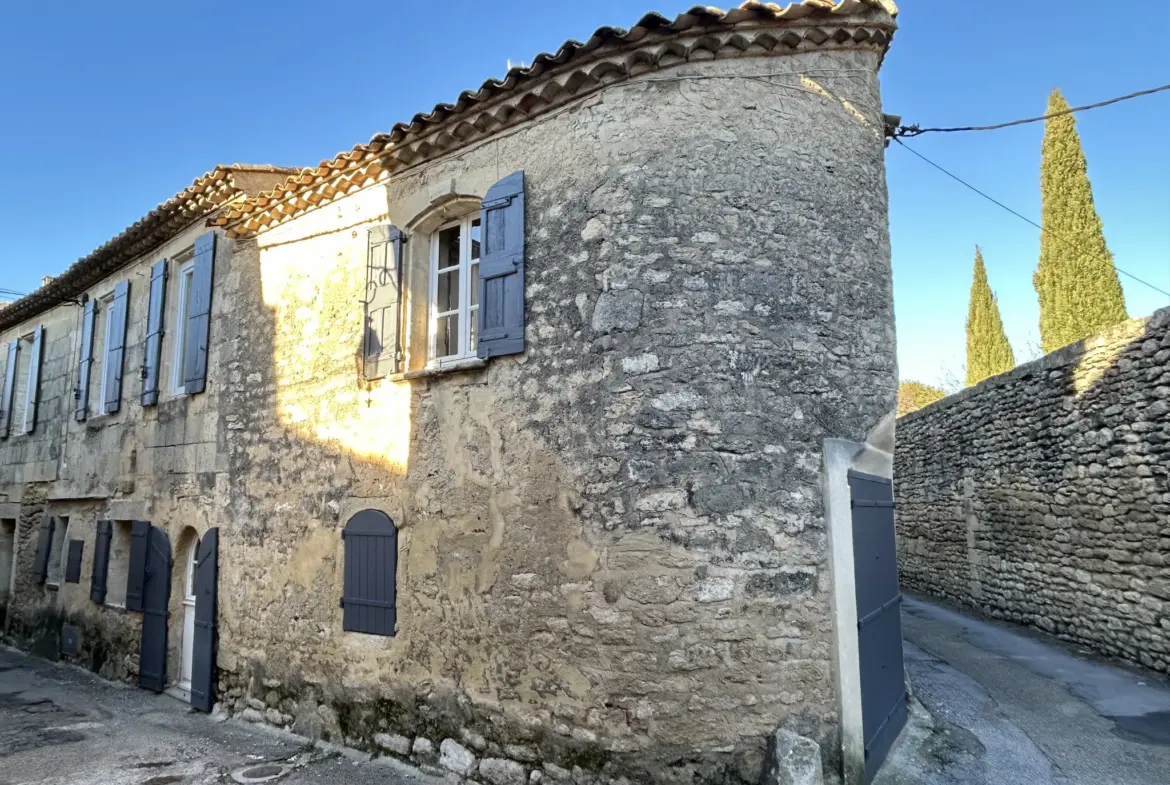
[1034,88,1127,353]
[966,247,1015,386]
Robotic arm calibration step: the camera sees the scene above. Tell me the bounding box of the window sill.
[390,357,487,382]
[104,602,127,614]
[45,582,60,592]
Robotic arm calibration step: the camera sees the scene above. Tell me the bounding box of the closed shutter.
[22,326,43,433]
[142,259,167,406]
[103,280,130,414]
[477,170,526,359]
[362,225,404,380]
[33,516,55,585]
[76,298,96,421]
[91,520,113,603]
[340,509,398,636]
[0,340,17,438]
[184,232,216,394]
[65,539,84,583]
[125,519,150,612]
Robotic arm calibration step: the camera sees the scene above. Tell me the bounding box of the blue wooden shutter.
[141,260,167,406]
[363,225,404,380]
[0,340,17,438]
[76,299,96,420]
[103,280,130,414]
[125,519,150,611]
[65,539,84,583]
[184,232,216,394]
[477,170,526,359]
[33,516,55,585]
[22,326,43,434]
[340,510,398,636]
[91,520,112,603]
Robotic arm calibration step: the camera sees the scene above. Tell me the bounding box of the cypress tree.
[966,247,1015,386]
[1034,88,1127,353]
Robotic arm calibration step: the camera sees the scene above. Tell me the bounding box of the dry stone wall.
[896,308,1170,674]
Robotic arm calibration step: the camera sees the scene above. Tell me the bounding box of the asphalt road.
[0,646,440,785]
[877,595,1170,785]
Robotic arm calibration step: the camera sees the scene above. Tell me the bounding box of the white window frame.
[95,292,116,415]
[172,260,196,395]
[428,215,480,367]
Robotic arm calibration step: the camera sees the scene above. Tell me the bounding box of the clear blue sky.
[1,1,1167,388]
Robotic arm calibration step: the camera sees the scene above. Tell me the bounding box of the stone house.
[0,3,900,784]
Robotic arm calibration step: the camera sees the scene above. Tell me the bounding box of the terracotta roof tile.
[212,0,898,237]
[0,164,299,332]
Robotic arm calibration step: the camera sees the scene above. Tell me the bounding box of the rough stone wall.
[217,49,895,784]
[896,307,1170,674]
[0,219,235,680]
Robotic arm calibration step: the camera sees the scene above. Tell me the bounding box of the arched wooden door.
[138,527,172,692]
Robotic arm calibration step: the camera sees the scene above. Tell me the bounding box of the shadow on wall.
[895,307,1170,674]
[215,179,622,774]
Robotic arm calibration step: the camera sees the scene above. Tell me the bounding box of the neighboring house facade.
[0,3,900,784]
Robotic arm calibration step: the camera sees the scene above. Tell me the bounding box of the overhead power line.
[895,83,1170,138]
[893,137,1170,299]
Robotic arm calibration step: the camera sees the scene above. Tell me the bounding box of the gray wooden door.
[190,528,218,712]
[849,470,907,782]
[137,526,172,693]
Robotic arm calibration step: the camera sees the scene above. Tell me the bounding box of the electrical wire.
[892,137,1170,299]
[895,83,1170,138]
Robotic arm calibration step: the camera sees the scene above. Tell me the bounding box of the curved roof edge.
[211,0,898,238]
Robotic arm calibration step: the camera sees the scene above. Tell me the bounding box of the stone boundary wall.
[895,307,1170,674]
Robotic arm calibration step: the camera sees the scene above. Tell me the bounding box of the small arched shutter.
[340,510,398,636]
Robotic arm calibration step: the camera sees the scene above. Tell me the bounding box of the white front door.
[179,543,197,692]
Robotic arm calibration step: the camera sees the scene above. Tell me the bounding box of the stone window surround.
[387,193,490,382]
[95,289,117,415]
[10,331,35,435]
[171,254,196,396]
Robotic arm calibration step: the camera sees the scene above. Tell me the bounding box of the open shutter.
[0,340,17,438]
[33,516,55,585]
[477,170,526,359]
[190,528,219,712]
[125,519,150,611]
[340,510,398,636]
[184,232,215,394]
[362,225,404,380]
[22,326,43,433]
[91,520,112,603]
[141,260,167,406]
[65,539,84,583]
[103,280,129,414]
[76,298,96,420]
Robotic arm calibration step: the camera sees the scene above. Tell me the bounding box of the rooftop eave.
[213,0,897,239]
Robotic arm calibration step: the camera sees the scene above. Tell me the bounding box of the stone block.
[440,738,479,776]
[480,758,527,785]
[375,732,412,756]
[761,728,822,785]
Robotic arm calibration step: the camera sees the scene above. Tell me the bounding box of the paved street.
[877,595,1170,785]
[0,646,438,785]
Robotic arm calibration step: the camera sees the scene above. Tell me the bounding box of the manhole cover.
[230,763,291,784]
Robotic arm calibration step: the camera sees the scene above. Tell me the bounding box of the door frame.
[823,434,901,785]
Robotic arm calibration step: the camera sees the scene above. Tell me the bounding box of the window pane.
[437,269,460,313]
[436,314,460,358]
[469,309,478,353]
[469,262,479,308]
[470,218,481,261]
[176,269,194,383]
[438,225,460,270]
